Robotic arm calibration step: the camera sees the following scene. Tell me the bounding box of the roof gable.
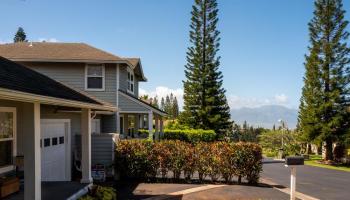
[0,56,102,105]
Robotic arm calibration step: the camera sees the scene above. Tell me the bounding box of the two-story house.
[0,42,166,184]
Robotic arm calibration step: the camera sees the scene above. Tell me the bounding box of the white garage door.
[41,119,71,182]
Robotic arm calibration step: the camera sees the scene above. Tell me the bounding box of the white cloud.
[228,94,289,109]
[139,86,184,109]
[38,38,59,43]
[274,94,288,104]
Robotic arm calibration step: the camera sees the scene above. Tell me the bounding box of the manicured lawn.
[305,155,350,172]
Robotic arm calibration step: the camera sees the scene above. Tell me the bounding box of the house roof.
[0,42,148,81]
[0,56,116,110]
[118,89,167,116]
[0,42,121,62]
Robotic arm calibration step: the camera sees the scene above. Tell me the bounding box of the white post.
[290,167,296,200]
[160,117,164,139]
[135,114,139,137]
[148,111,153,140]
[155,115,159,141]
[124,114,129,138]
[81,108,92,183]
[116,112,120,134]
[23,102,41,200]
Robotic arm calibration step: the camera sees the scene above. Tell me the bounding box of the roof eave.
[0,87,117,112]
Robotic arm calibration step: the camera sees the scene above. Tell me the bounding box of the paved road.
[262,161,350,200]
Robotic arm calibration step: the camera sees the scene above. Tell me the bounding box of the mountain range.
[230,105,298,129]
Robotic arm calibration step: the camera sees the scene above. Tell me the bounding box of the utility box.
[285,156,304,166]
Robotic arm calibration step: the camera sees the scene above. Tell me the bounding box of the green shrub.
[163,129,216,143]
[79,186,116,200]
[115,140,262,184]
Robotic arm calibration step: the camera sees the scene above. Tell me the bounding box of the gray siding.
[75,134,115,170]
[21,62,117,105]
[118,65,140,98]
[118,94,150,112]
[101,114,117,133]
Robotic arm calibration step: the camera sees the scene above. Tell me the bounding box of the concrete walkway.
[117,182,292,200]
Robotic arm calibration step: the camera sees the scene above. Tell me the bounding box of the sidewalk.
[116,182,292,200]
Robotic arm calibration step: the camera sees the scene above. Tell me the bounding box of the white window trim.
[127,67,135,94]
[85,64,105,91]
[0,107,17,174]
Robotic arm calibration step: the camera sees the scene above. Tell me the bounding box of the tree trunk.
[306,143,312,154]
[325,138,333,161]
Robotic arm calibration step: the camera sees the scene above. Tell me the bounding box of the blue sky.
[1,0,349,110]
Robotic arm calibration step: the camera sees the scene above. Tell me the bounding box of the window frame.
[127,67,135,94]
[0,107,16,174]
[85,64,105,91]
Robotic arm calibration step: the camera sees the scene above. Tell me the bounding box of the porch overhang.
[118,90,167,116]
[0,87,117,112]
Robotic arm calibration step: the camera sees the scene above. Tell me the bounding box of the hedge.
[115,140,262,184]
[163,129,216,143]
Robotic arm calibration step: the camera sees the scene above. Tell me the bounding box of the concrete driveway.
[262,161,350,200]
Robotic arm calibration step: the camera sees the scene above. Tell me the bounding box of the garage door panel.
[41,120,70,182]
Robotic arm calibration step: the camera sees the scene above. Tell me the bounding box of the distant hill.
[230,105,298,129]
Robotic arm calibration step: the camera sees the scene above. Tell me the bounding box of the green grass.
[305,155,350,172]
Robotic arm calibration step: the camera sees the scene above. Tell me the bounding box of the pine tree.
[151,96,159,108]
[14,27,27,43]
[164,95,172,117]
[172,97,180,118]
[299,0,350,160]
[182,0,232,137]
[160,97,165,111]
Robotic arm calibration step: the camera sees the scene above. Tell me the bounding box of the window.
[0,107,16,173]
[85,64,105,91]
[127,67,134,94]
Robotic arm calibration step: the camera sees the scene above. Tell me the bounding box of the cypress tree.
[299,0,350,160]
[182,0,232,137]
[14,27,27,43]
[172,97,180,119]
[160,97,165,111]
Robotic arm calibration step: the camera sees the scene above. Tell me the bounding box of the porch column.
[81,108,92,183]
[160,117,164,139]
[148,111,153,139]
[155,115,159,141]
[123,114,129,137]
[23,102,41,200]
[135,114,140,136]
[116,112,120,134]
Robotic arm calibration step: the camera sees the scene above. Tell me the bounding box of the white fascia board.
[0,88,117,112]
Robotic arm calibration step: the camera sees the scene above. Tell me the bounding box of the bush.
[115,140,262,184]
[163,129,216,143]
[79,186,116,200]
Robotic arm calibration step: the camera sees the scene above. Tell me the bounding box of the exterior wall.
[118,64,140,98]
[118,94,150,112]
[101,114,117,133]
[20,62,117,105]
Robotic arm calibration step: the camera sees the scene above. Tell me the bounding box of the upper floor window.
[85,64,105,91]
[127,67,134,94]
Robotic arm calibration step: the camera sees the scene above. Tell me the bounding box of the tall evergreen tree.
[172,97,180,118]
[14,27,27,43]
[164,95,172,116]
[299,0,350,160]
[160,97,165,111]
[182,0,232,137]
